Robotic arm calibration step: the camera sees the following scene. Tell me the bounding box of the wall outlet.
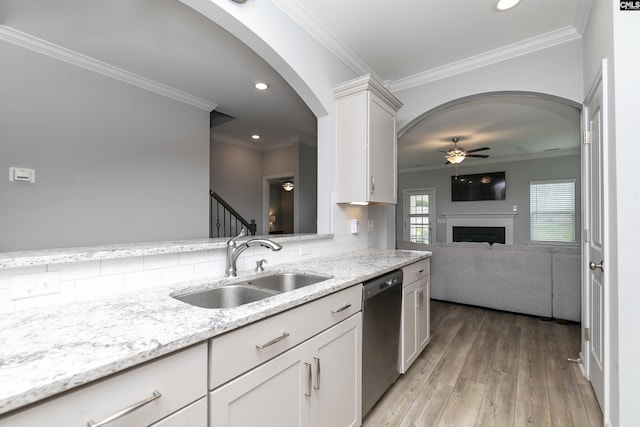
[350,219,359,234]
[513,205,518,212]
[10,271,60,300]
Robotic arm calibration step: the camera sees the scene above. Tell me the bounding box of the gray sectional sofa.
[397,241,581,322]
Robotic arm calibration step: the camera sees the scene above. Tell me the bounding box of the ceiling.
[0,0,590,162]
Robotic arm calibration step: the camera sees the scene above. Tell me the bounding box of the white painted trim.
[271,2,583,93]
[0,25,217,112]
[442,212,517,244]
[269,0,376,80]
[390,26,582,92]
[402,188,437,243]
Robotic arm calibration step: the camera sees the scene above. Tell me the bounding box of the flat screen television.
[451,171,506,201]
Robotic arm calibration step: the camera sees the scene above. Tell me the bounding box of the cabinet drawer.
[402,258,430,285]
[209,284,362,389]
[150,396,207,427]
[1,343,207,427]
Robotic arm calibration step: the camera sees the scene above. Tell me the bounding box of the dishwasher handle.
[363,270,403,300]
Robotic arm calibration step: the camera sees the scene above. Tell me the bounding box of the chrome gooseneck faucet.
[225,228,282,277]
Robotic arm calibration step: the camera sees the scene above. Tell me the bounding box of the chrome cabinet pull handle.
[370,176,375,193]
[589,260,604,272]
[331,303,351,314]
[255,331,290,349]
[313,356,321,390]
[305,362,312,396]
[416,268,424,274]
[87,391,161,427]
[417,289,424,308]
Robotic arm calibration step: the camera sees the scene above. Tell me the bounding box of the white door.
[583,61,608,410]
[404,188,436,244]
[209,343,309,427]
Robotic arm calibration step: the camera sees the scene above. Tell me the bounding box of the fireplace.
[453,226,506,245]
[443,212,516,245]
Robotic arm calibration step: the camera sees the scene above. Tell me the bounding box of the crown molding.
[0,25,216,112]
[210,131,296,152]
[573,0,593,35]
[391,26,582,93]
[398,148,581,174]
[269,0,378,80]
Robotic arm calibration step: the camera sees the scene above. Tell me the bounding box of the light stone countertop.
[0,233,332,269]
[0,248,430,416]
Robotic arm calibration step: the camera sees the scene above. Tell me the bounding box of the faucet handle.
[227,227,247,245]
[255,259,268,272]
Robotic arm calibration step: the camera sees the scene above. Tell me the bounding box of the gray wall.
[0,41,209,251]
[296,143,317,233]
[210,139,263,233]
[210,140,317,235]
[397,155,581,245]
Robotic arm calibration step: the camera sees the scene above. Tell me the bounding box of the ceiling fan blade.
[466,147,490,153]
[466,154,490,158]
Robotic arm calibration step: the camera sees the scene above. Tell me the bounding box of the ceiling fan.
[442,137,490,164]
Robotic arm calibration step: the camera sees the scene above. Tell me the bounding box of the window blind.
[530,180,575,243]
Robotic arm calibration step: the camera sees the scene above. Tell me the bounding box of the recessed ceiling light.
[251,134,260,140]
[496,0,521,11]
[254,82,269,90]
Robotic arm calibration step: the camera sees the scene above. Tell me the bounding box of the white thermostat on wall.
[9,167,36,183]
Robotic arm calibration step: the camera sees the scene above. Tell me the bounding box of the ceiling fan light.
[447,153,465,164]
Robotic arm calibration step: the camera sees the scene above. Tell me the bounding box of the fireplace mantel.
[443,212,517,244]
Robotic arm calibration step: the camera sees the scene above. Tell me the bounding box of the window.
[404,189,435,244]
[530,180,575,243]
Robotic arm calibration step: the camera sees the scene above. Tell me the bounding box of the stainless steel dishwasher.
[362,269,403,416]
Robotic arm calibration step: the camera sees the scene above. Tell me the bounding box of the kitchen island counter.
[0,248,430,416]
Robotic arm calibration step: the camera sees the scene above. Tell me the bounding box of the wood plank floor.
[363,300,603,427]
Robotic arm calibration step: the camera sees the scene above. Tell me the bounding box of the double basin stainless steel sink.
[172,272,330,309]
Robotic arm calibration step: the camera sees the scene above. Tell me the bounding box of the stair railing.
[209,190,257,238]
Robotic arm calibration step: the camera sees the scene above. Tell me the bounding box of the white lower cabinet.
[400,259,431,373]
[209,312,362,427]
[0,343,208,427]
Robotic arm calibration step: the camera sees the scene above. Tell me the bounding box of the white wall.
[394,39,584,132]
[398,155,581,245]
[612,8,640,424]
[0,40,209,251]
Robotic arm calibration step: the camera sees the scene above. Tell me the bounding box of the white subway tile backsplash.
[123,270,162,292]
[0,231,364,313]
[76,275,123,300]
[162,265,194,285]
[48,261,101,281]
[143,253,180,270]
[179,250,208,265]
[101,256,143,276]
[194,261,222,279]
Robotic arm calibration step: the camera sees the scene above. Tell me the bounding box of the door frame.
[402,187,436,244]
[263,172,295,234]
[581,58,609,419]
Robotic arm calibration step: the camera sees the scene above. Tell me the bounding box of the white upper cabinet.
[334,75,403,204]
